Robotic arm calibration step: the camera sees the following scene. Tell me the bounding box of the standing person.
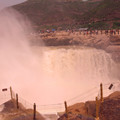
[95,30,98,35]
[87,30,88,35]
[90,30,92,35]
[110,29,113,34]
[114,30,116,35]
[118,29,119,34]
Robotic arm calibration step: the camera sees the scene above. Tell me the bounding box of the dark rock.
[85,101,96,117]
[0,100,45,120]
[100,99,120,120]
[58,92,120,120]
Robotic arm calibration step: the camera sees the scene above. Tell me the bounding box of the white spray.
[0,8,119,114]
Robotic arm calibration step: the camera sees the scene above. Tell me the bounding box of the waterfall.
[31,46,119,105]
[42,46,114,83]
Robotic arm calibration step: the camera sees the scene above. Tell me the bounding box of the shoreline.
[30,30,120,63]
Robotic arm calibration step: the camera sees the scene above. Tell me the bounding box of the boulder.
[105,45,120,52]
[0,100,45,120]
[85,101,96,117]
[100,99,120,120]
[58,92,120,120]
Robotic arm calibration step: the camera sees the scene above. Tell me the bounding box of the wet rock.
[105,45,120,52]
[100,99,120,120]
[85,101,96,117]
[0,100,45,120]
[58,92,120,120]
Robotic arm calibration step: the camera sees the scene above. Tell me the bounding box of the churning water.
[0,8,119,114]
[32,46,119,104]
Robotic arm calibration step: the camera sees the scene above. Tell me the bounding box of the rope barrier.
[67,87,97,102]
[0,81,119,114]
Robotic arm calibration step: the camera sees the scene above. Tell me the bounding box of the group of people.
[35,28,120,36]
[67,29,120,35]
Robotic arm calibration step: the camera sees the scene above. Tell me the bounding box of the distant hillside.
[12,0,120,30]
[12,0,102,30]
[83,0,120,29]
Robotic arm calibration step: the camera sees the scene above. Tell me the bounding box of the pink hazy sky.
[0,0,26,10]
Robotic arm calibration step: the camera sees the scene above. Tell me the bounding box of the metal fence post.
[96,97,99,120]
[16,93,19,109]
[64,101,68,119]
[100,83,103,102]
[10,86,13,100]
[33,103,36,120]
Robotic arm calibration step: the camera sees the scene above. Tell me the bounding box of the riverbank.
[30,30,120,63]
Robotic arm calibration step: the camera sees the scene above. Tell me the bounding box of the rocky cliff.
[30,30,120,63]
